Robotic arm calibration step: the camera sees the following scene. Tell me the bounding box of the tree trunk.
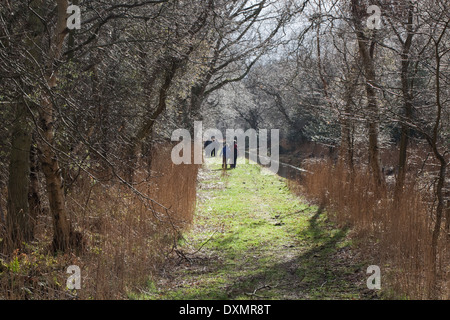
[339,113,354,171]
[339,64,358,170]
[35,0,74,252]
[429,152,446,299]
[6,101,33,251]
[445,188,450,237]
[395,76,413,201]
[28,137,41,233]
[361,50,384,189]
[38,94,72,252]
[351,0,385,190]
[427,34,448,298]
[394,7,415,202]
[0,198,5,238]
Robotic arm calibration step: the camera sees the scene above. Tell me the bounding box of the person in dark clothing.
[220,143,231,169]
[231,140,238,168]
[210,137,217,157]
[204,138,212,158]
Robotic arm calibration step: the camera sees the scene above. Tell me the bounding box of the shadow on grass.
[171,207,372,300]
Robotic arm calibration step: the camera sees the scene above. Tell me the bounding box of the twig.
[245,284,277,299]
[190,229,220,255]
[175,249,192,265]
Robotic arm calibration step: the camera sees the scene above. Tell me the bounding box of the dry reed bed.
[295,158,449,299]
[0,143,199,299]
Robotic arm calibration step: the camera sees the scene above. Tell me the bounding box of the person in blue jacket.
[220,143,231,169]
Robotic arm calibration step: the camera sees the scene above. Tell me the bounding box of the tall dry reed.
[297,159,449,299]
[0,142,199,299]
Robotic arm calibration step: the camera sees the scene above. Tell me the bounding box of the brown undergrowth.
[0,143,199,299]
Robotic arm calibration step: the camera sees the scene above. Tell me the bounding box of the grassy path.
[141,158,376,300]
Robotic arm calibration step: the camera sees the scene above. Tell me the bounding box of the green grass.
[136,157,374,300]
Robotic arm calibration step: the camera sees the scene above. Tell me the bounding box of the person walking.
[220,143,231,169]
[204,137,212,158]
[210,137,217,157]
[231,140,238,169]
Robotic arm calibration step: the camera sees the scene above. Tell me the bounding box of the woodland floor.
[135,157,379,300]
